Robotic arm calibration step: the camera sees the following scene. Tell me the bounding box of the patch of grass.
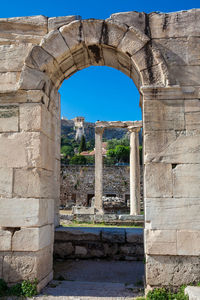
[61,220,143,228]
[0,278,38,298]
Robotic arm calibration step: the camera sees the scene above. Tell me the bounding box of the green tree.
[115,145,130,163]
[61,145,74,158]
[69,154,87,165]
[86,139,95,151]
[107,137,129,150]
[79,135,87,153]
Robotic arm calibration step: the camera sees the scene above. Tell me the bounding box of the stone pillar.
[129,127,141,215]
[95,127,104,213]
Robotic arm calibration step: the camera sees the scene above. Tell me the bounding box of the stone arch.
[13,18,172,290]
[19,18,171,95]
[3,11,200,292]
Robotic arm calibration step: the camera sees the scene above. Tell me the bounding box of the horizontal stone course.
[0,198,54,227]
[54,226,144,260]
[146,255,200,287]
[145,198,200,230]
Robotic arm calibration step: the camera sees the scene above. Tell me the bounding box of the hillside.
[61,118,129,141]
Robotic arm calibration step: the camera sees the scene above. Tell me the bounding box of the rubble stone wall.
[54,227,144,261]
[61,165,144,213]
[0,9,200,290]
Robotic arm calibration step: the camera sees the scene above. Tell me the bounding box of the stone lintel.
[95,120,142,129]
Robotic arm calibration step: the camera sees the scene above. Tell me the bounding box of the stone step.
[185,286,200,300]
[36,280,143,299]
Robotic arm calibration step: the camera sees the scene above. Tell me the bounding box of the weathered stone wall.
[54,227,144,261]
[0,10,200,290]
[60,165,139,211]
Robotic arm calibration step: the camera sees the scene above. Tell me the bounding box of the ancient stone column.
[95,127,104,213]
[129,127,141,215]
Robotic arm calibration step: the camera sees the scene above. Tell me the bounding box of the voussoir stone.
[48,15,81,32]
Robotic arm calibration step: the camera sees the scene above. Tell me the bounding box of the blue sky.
[2,0,200,122]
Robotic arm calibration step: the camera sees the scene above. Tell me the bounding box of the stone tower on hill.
[73,116,85,141]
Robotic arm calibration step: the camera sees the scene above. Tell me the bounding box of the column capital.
[128,126,142,133]
[95,126,105,135]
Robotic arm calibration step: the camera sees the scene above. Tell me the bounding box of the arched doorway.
[3,14,190,292]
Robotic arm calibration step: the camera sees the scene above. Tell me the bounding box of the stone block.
[145,198,200,230]
[144,130,177,163]
[185,99,200,113]
[143,99,185,132]
[145,229,177,255]
[55,227,101,241]
[102,46,118,69]
[188,36,200,65]
[149,10,200,39]
[0,44,32,72]
[71,46,90,70]
[0,198,54,227]
[0,167,13,197]
[0,105,18,132]
[25,46,60,77]
[0,229,12,251]
[177,230,200,256]
[82,19,103,45]
[144,163,172,198]
[108,11,146,32]
[20,103,52,137]
[118,26,148,56]
[126,228,143,243]
[185,112,200,130]
[0,15,47,44]
[75,246,87,256]
[0,256,2,277]
[145,134,200,164]
[72,207,95,215]
[0,72,20,92]
[37,271,53,293]
[12,225,52,251]
[146,255,200,287]
[169,65,200,86]
[0,15,47,34]
[0,132,53,169]
[60,20,83,51]
[173,164,200,198]
[102,228,125,243]
[2,245,52,283]
[120,245,136,255]
[0,91,28,104]
[104,21,127,48]
[185,286,200,300]
[54,242,74,258]
[48,16,81,31]
[41,30,77,77]
[155,38,188,66]
[26,90,49,105]
[19,66,50,92]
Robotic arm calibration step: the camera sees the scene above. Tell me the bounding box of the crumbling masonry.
[0,10,200,290]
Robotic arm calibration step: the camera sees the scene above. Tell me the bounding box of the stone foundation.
[146,255,200,288]
[54,227,144,261]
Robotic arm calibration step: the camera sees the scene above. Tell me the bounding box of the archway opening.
[54,65,144,297]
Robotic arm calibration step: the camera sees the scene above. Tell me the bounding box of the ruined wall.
[60,165,143,213]
[0,10,199,290]
[54,227,144,261]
